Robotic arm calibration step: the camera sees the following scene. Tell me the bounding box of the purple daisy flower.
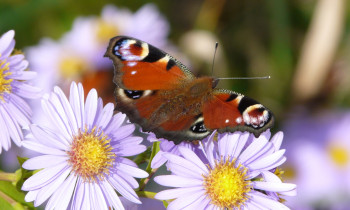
[0,30,40,153]
[283,111,350,208]
[154,131,296,209]
[21,82,148,209]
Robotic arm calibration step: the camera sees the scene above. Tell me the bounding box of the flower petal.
[69,82,84,128]
[163,153,205,179]
[253,181,296,193]
[54,86,79,134]
[248,149,286,171]
[154,175,203,188]
[100,181,124,210]
[155,186,203,200]
[24,189,39,202]
[94,102,114,130]
[0,105,22,146]
[22,140,66,156]
[12,82,41,99]
[71,179,84,210]
[270,131,284,151]
[23,155,68,170]
[5,100,30,127]
[0,30,14,56]
[90,182,108,210]
[22,163,69,191]
[238,135,268,164]
[250,191,290,210]
[108,174,141,204]
[232,132,250,157]
[34,167,71,206]
[30,124,68,150]
[178,146,209,174]
[167,189,205,210]
[115,162,148,178]
[151,150,167,169]
[46,174,77,210]
[84,88,98,128]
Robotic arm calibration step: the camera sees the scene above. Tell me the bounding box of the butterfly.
[105,36,274,144]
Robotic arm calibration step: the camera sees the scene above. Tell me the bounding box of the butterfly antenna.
[217,76,271,80]
[211,42,219,76]
[211,42,270,81]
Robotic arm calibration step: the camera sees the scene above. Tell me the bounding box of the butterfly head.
[212,78,219,89]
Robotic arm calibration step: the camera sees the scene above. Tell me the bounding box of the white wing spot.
[128,62,137,67]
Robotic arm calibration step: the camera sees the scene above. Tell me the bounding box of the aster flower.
[0,30,40,153]
[283,111,350,209]
[21,82,148,209]
[154,131,296,209]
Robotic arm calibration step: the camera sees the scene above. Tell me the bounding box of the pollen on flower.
[203,157,251,209]
[96,19,119,43]
[67,127,116,182]
[59,56,90,79]
[0,58,13,101]
[328,143,349,167]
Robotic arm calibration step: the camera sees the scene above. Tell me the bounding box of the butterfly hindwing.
[105,36,194,90]
[203,89,274,137]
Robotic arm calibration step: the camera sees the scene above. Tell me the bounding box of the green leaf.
[162,200,169,208]
[133,146,152,165]
[0,195,14,210]
[138,141,160,190]
[16,157,34,192]
[0,181,34,210]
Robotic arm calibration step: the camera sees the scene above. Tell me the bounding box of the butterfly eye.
[124,90,144,99]
[190,121,208,134]
[121,89,154,100]
[189,116,208,134]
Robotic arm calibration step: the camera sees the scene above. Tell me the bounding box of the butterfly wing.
[105,36,194,90]
[203,89,274,137]
[114,87,210,145]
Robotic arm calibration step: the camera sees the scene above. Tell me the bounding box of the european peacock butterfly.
[105,36,274,144]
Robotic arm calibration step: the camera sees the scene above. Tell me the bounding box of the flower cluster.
[0,11,296,208]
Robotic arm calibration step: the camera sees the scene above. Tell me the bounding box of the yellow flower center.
[328,143,349,168]
[0,58,13,102]
[96,19,119,43]
[68,127,116,182]
[59,56,90,79]
[203,158,251,209]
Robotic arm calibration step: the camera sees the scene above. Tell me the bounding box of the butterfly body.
[106,36,274,144]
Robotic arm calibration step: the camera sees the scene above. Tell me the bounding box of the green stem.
[0,172,17,182]
[136,191,157,199]
[139,141,160,191]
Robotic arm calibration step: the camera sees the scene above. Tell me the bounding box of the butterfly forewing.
[105,36,194,90]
